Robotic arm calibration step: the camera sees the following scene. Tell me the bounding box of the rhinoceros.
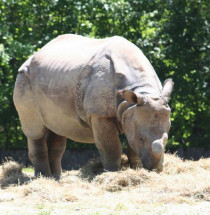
[13,34,173,179]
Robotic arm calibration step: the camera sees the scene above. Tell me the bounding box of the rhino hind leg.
[27,136,52,177]
[14,73,51,177]
[127,144,142,169]
[47,130,66,180]
[91,116,122,171]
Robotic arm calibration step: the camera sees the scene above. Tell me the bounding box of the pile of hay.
[93,168,152,192]
[78,153,210,199]
[0,153,209,205]
[0,160,30,187]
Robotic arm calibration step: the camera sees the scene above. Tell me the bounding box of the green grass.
[22,167,34,174]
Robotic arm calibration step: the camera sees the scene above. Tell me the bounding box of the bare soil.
[0,154,209,215]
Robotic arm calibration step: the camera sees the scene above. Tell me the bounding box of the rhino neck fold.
[116,101,134,127]
[74,65,93,124]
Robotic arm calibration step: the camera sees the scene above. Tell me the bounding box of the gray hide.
[13,34,173,179]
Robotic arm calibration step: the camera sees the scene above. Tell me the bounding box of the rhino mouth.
[141,154,164,172]
[142,161,163,172]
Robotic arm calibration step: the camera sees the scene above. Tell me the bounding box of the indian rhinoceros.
[13,34,174,179]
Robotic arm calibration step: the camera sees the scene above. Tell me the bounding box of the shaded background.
[0,0,209,151]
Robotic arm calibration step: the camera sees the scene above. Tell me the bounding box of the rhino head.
[119,79,174,171]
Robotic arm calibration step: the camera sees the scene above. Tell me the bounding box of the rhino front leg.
[47,130,66,180]
[127,144,142,169]
[28,136,52,177]
[91,116,122,171]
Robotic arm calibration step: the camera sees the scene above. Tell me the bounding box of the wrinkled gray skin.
[13,34,174,179]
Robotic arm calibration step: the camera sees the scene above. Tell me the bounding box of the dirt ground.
[0,153,209,215]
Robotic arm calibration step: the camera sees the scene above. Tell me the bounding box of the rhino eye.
[139,138,144,144]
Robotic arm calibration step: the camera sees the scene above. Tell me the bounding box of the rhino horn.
[118,90,145,106]
[152,140,164,155]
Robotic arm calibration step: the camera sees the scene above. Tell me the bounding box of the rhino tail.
[18,54,34,77]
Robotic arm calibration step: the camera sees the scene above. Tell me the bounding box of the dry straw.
[0,159,31,187]
[0,153,209,205]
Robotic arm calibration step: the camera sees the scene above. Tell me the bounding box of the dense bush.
[0,0,209,149]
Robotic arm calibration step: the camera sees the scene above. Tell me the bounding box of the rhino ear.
[162,79,174,98]
[118,90,144,105]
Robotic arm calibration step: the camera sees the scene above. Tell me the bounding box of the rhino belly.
[34,92,94,143]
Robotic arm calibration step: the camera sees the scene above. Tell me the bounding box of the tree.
[0,0,209,149]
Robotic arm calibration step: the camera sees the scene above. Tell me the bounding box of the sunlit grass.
[22,167,34,174]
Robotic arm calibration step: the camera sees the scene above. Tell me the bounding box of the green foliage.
[158,0,210,148]
[0,0,209,149]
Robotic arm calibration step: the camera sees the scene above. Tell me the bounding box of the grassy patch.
[23,167,34,174]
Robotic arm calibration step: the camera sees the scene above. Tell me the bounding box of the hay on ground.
[0,160,31,188]
[79,157,103,180]
[79,154,130,181]
[93,168,152,192]
[0,153,209,207]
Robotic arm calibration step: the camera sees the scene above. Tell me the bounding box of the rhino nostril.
[152,140,163,155]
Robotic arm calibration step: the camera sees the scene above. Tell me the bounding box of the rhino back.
[77,36,162,121]
[110,37,162,96]
[23,34,162,139]
[82,36,163,115]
